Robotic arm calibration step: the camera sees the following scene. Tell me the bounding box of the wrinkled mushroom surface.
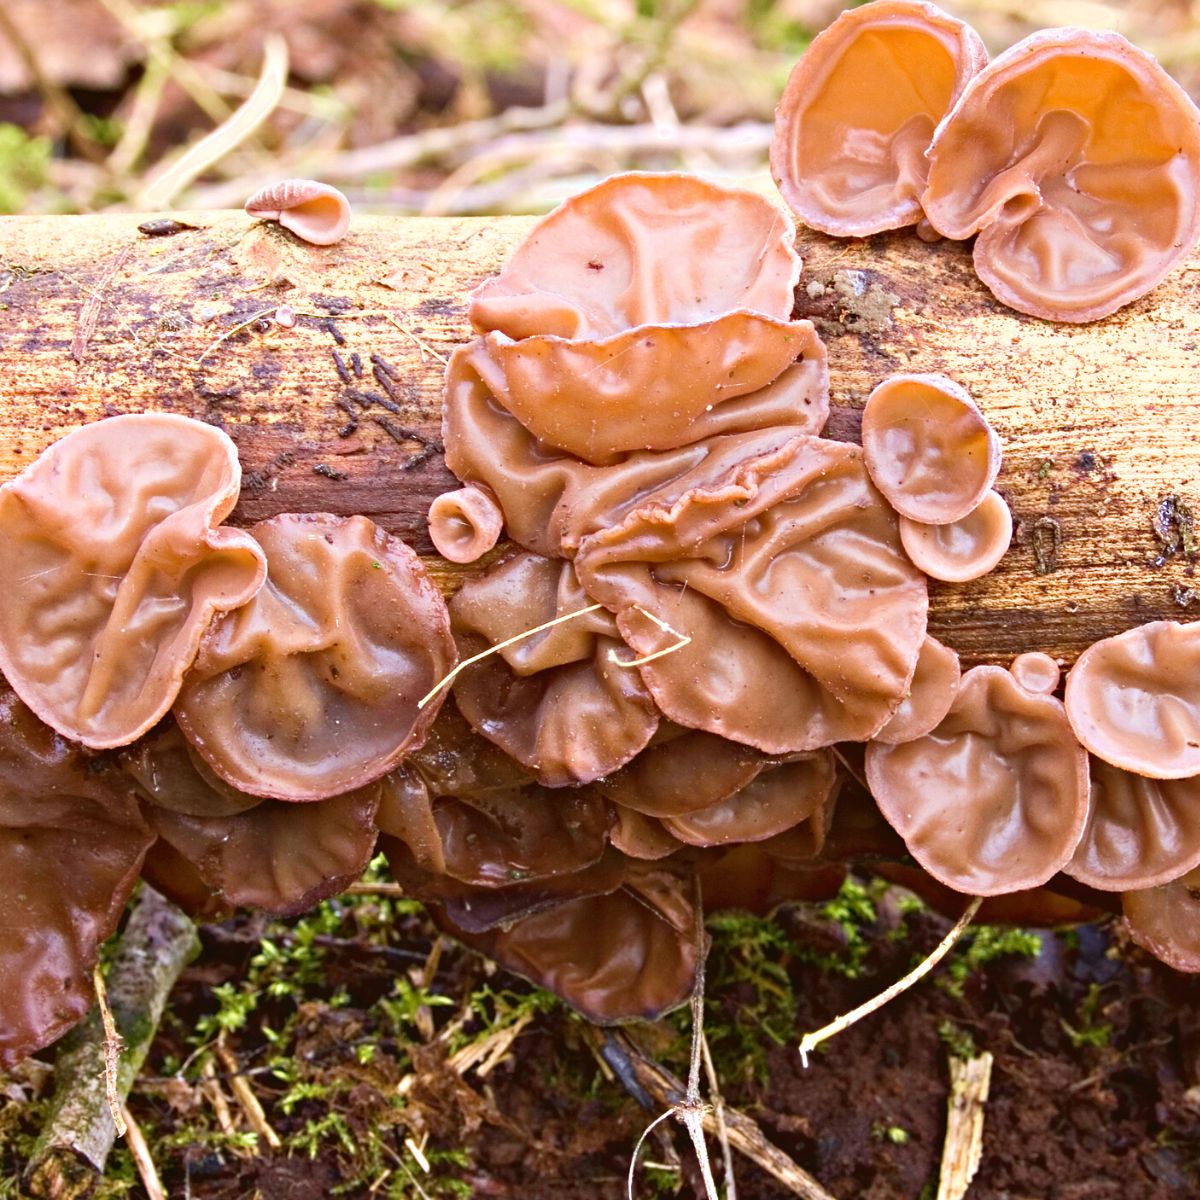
[1067,757,1200,892]
[175,513,455,801]
[0,414,267,749]
[867,664,1089,895]
[427,484,504,564]
[771,1,987,235]
[450,551,658,786]
[861,373,1001,524]
[469,172,799,339]
[874,634,961,745]
[1064,620,1200,780]
[244,179,352,246]
[899,490,1012,583]
[1123,869,1200,972]
[575,432,928,752]
[0,683,153,1065]
[923,29,1200,322]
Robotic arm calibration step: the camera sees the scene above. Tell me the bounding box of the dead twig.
[91,966,126,1138]
[120,1104,165,1200]
[214,1035,282,1150]
[937,1053,994,1200]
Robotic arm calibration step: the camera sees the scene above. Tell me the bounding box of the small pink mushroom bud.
[428,485,504,564]
[244,179,352,246]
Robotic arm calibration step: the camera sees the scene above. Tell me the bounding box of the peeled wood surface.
[1,211,1199,666]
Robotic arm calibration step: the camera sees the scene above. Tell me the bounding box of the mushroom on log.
[0,211,1199,668]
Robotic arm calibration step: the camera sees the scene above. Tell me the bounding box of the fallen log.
[1,212,1199,664]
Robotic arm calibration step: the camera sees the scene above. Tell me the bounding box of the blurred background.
[1,0,1199,218]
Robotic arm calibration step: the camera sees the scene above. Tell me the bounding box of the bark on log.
[2,212,1199,664]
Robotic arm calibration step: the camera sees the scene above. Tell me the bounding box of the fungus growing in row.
[1122,869,1200,972]
[244,179,352,246]
[1063,620,1200,780]
[771,0,987,236]
[0,681,154,1065]
[873,634,960,744]
[427,483,504,564]
[860,373,1001,525]
[923,29,1200,321]
[469,172,800,340]
[899,489,1013,583]
[574,432,928,753]
[449,551,658,786]
[0,414,267,750]
[1066,757,1200,892]
[175,513,456,801]
[866,663,1089,895]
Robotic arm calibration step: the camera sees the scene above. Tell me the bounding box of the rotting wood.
[2,212,1200,664]
[26,886,198,1197]
[936,1052,994,1200]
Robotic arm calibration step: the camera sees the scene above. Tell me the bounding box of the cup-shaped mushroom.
[866,664,1090,895]
[432,866,699,1023]
[575,431,928,754]
[469,172,800,339]
[244,179,351,246]
[861,374,1001,524]
[923,29,1200,322]
[697,845,847,915]
[771,1,987,235]
[662,752,836,848]
[610,808,684,860]
[1067,757,1200,892]
[450,551,658,787]
[148,785,381,917]
[175,513,456,801]
[123,726,261,818]
[427,484,504,564]
[1064,621,1200,780]
[899,490,1012,583]
[0,414,268,749]
[1009,651,1061,696]
[0,683,153,1065]
[141,836,233,924]
[472,316,826,465]
[1122,868,1200,972]
[874,635,961,744]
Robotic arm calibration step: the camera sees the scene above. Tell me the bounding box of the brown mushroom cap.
[175,513,455,801]
[861,373,1001,524]
[771,1,987,236]
[1067,756,1200,892]
[123,726,261,818]
[899,490,1012,583]
[1063,620,1200,780]
[874,634,961,745]
[0,682,153,1066]
[575,432,928,753]
[866,664,1090,895]
[427,484,504,564]
[433,865,699,1023]
[923,29,1200,322]
[469,172,799,340]
[449,550,658,786]
[0,414,267,750]
[473,317,824,465]
[244,179,352,246]
[697,845,847,915]
[1122,868,1200,972]
[610,807,685,860]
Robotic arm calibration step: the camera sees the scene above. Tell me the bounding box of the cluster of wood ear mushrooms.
[5,0,1200,1069]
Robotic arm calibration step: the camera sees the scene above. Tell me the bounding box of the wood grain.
[2,211,1199,666]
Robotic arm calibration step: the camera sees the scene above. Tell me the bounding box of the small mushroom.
[244,179,351,246]
[123,726,261,819]
[771,1,987,235]
[861,373,1001,525]
[610,807,684,860]
[1063,620,1200,780]
[469,172,800,339]
[427,484,504,564]
[1122,869,1200,972]
[0,414,267,749]
[922,29,1200,321]
[175,513,456,801]
[1066,757,1200,892]
[1009,651,1061,695]
[449,550,658,786]
[866,663,1090,895]
[899,490,1013,583]
[873,634,961,744]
